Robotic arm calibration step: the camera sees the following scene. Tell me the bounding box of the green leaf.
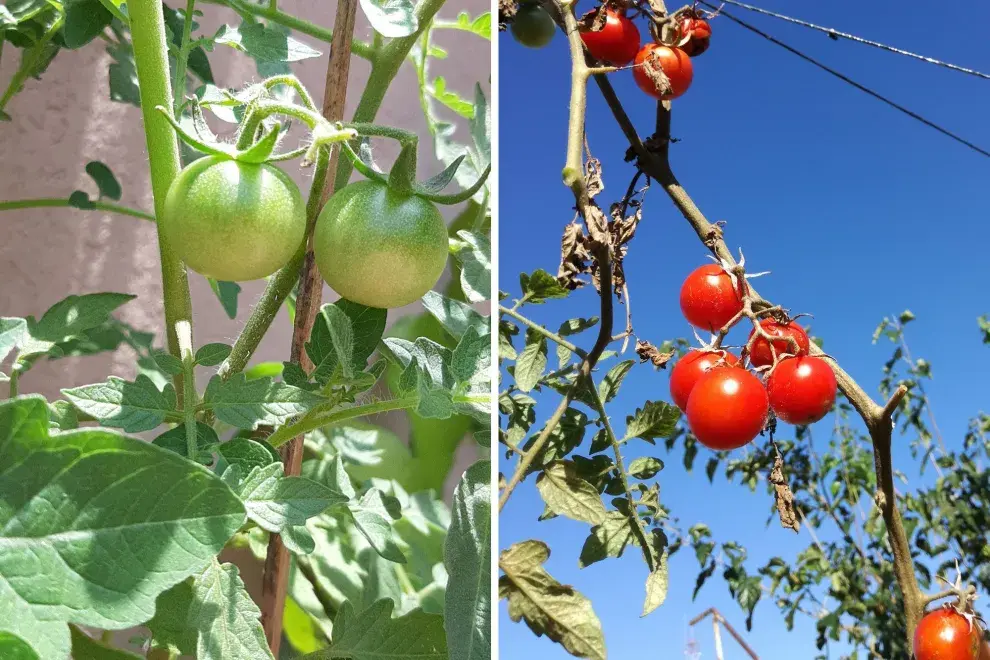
[513,335,547,393]
[64,0,112,49]
[147,579,196,656]
[349,489,406,563]
[578,511,634,568]
[316,600,446,659]
[598,359,634,403]
[195,343,232,366]
[217,437,278,473]
[152,422,219,463]
[628,456,664,480]
[536,461,608,525]
[421,291,487,341]
[444,461,491,660]
[62,375,178,432]
[519,269,568,305]
[70,625,142,659]
[307,300,387,385]
[203,374,326,430]
[153,352,184,376]
[235,463,347,533]
[0,318,27,363]
[188,560,274,660]
[624,401,682,442]
[899,309,916,325]
[207,279,241,319]
[0,396,246,660]
[450,11,491,38]
[214,22,322,62]
[417,378,455,420]
[451,230,491,303]
[499,541,605,660]
[384,337,454,389]
[451,326,491,384]
[430,77,474,119]
[107,41,140,106]
[283,595,324,654]
[0,632,37,660]
[358,0,418,38]
[641,553,669,616]
[23,292,135,358]
[84,161,121,200]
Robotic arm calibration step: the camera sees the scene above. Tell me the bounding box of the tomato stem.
[265,395,420,449]
[129,0,194,403]
[0,198,155,221]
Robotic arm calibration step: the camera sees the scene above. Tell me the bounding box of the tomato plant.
[914,607,983,660]
[0,1,493,658]
[314,180,449,309]
[580,9,641,66]
[766,355,837,424]
[686,367,768,450]
[632,44,693,99]
[747,318,811,367]
[669,348,740,410]
[679,263,743,331]
[163,156,307,281]
[511,3,556,48]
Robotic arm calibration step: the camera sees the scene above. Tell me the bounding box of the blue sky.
[497,1,990,657]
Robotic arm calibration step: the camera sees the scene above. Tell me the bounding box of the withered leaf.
[557,221,592,291]
[770,449,800,532]
[636,340,674,369]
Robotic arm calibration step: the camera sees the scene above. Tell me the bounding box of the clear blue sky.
[498,1,990,657]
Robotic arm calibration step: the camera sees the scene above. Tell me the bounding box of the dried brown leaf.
[636,340,674,369]
[770,449,799,532]
[577,6,608,32]
[498,0,517,30]
[557,220,592,291]
[585,156,604,200]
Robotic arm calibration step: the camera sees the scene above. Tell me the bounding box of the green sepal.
[387,142,419,196]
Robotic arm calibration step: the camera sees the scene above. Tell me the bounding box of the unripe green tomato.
[314,180,448,309]
[162,155,306,281]
[511,4,556,49]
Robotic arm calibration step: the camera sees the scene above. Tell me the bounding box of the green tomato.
[314,180,448,309]
[511,4,556,49]
[162,155,306,282]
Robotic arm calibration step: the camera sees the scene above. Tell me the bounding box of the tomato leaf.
[63,0,112,49]
[519,269,569,305]
[499,540,606,660]
[0,396,245,660]
[450,229,491,303]
[536,461,607,525]
[579,511,635,568]
[429,77,474,119]
[624,401,682,442]
[188,560,274,660]
[512,335,546,393]
[215,437,278,473]
[348,489,407,563]
[69,624,142,659]
[201,374,326,430]
[62,375,179,432]
[195,342,232,366]
[232,462,347,533]
[641,553,669,617]
[84,161,122,200]
[322,600,446,659]
[152,422,219,464]
[421,291,487,341]
[358,0,418,38]
[451,326,490,385]
[214,22,321,63]
[206,278,241,319]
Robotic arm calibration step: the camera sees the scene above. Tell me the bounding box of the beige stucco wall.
[0,0,488,478]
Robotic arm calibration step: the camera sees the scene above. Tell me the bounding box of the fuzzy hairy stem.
[0,198,156,221]
[266,396,421,449]
[129,0,194,403]
[594,85,926,641]
[259,0,358,651]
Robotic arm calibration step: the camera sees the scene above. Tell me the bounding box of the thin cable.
[697,2,990,159]
[706,0,990,81]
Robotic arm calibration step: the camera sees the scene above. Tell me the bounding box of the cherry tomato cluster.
[914,606,985,660]
[509,2,712,102]
[670,264,837,451]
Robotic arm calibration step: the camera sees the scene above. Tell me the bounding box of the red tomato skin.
[686,367,768,450]
[767,356,837,425]
[580,10,641,66]
[679,17,711,56]
[670,350,741,411]
[913,607,982,660]
[679,264,744,332]
[748,319,811,367]
[632,44,693,100]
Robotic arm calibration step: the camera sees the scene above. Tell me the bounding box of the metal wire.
[696,1,990,159]
[707,0,990,81]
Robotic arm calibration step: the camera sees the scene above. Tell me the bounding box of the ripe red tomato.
[632,44,693,100]
[679,264,743,332]
[914,607,982,660]
[580,10,641,66]
[748,319,811,368]
[686,367,768,450]
[678,16,711,56]
[670,349,740,411]
[766,356,836,425]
